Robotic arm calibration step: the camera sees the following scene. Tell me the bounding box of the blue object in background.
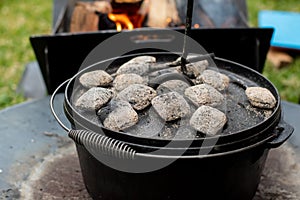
[259,10,300,50]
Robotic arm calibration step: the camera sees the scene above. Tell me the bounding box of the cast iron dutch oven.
[51,52,294,200]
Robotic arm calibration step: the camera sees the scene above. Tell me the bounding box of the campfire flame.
[108,13,134,32]
[194,24,200,28]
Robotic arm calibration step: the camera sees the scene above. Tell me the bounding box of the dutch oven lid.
[64,52,282,152]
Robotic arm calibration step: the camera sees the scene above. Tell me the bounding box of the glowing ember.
[166,17,172,24]
[108,13,134,31]
[194,24,200,28]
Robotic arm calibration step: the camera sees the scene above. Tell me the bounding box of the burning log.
[146,0,181,27]
[66,0,249,33]
[70,1,112,32]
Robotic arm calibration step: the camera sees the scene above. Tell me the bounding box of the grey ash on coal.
[98,100,138,131]
[190,105,227,136]
[113,73,147,92]
[116,84,157,111]
[245,87,276,109]
[75,87,113,111]
[184,84,225,107]
[79,70,113,88]
[73,55,277,139]
[151,91,191,121]
[196,69,230,91]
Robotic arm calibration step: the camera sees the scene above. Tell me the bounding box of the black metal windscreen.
[30,28,273,94]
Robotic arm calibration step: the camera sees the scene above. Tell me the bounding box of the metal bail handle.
[49,79,71,132]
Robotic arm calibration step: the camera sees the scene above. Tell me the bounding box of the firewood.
[267,48,293,68]
[114,0,141,2]
[70,1,112,33]
[146,0,181,28]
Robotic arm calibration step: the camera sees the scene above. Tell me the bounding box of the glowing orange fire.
[194,24,200,28]
[108,13,134,32]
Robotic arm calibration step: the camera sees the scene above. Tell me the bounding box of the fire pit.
[0,1,298,200]
[30,2,279,199]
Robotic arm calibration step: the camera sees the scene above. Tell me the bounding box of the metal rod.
[181,0,194,75]
[186,53,215,63]
[167,53,215,67]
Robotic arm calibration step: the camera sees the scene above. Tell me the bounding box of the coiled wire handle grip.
[50,79,137,160]
[68,130,136,160]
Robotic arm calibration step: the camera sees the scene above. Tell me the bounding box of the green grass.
[264,58,300,103]
[0,0,299,110]
[0,0,51,109]
[247,0,300,26]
